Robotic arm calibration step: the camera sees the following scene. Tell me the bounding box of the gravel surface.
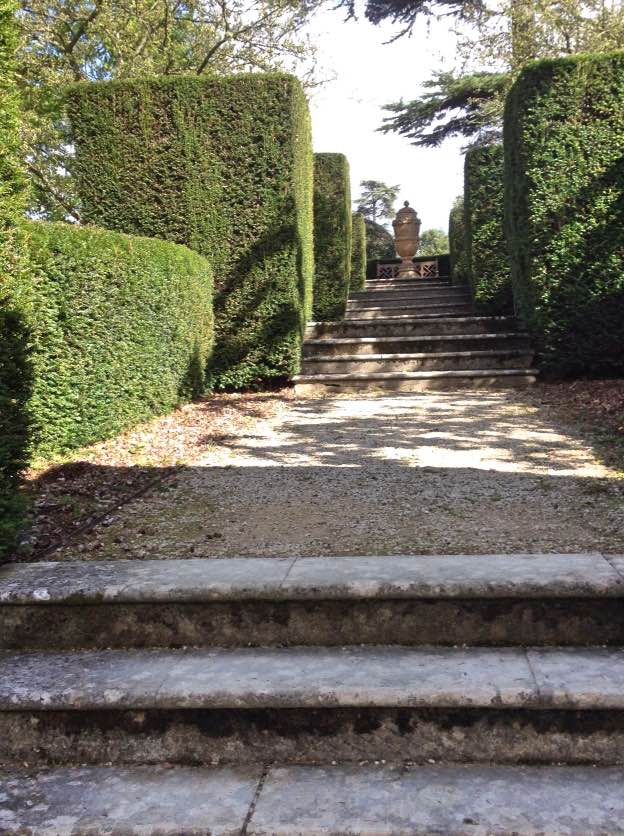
[44,389,624,559]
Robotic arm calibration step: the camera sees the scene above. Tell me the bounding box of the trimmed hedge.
[19,221,213,459]
[464,145,513,314]
[448,196,469,285]
[0,0,29,557]
[312,153,352,320]
[350,212,367,290]
[505,50,624,375]
[67,73,313,390]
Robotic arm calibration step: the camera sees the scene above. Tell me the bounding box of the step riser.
[303,336,531,356]
[345,306,473,319]
[351,291,471,304]
[307,320,518,339]
[295,374,537,394]
[2,597,619,650]
[2,707,622,766]
[301,354,536,374]
[364,283,452,291]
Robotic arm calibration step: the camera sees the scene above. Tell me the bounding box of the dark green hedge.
[19,221,213,459]
[464,145,513,314]
[351,212,367,290]
[312,153,352,320]
[448,196,469,285]
[67,73,313,390]
[0,0,29,557]
[505,50,624,375]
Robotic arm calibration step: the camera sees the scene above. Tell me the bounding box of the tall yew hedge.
[67,73,314,389]
[505,51,624,375]
[17,222,213,460]
[312,153,352,320]
[0,0,29,557]
[464,145,513,314]
[448,196,469,285]
[351,211,367,290]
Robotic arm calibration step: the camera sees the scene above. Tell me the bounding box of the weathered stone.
[249,764,624,835]
[527,647,624,708]
[0,765,260,835]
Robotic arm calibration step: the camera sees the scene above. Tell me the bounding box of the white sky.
[305,4,466,231]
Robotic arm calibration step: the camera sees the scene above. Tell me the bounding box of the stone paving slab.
[2,553,623,606]
[0,557,296,604]
[249,764,624,835]
[607,554,624,579]
[0,646,539,710]
[527,647,624,708]
[0,765,260,835]
[279,552,623,599]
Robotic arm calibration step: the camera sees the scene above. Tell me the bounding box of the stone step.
[2,554,622,650]
[364,280,452,290]
[306,316,518,340]
[1,645,624,765]
[302,332,531,356]
[301,349,536,375]
[350,289,471,303]
[345,304,474,319]
[3,763,624,834]
[293,368,538,393]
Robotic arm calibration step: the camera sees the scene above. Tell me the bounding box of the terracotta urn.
[392,201,421,278]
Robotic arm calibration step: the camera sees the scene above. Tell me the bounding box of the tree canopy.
[418,228,449,256]
[354,180,400,224]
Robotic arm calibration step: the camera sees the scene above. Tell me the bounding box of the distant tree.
[418,228,449,256]
[364,218,396,261]
[355,180,400,224]
[338,0,478,37]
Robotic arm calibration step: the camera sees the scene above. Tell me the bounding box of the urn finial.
[392,200,421,278]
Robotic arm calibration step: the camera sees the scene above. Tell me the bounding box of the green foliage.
[381,71,509,148]
[350,212,367,290]
[312,153,352,321]
[464,144,513,314]
[504,50,624,376]
[17,221,213,461]
[365,218,395,260]
[448,196,469,285]
[0,0,30,557]
[66,73,313,390]
[355,180,400,223]
[419,228,449,257]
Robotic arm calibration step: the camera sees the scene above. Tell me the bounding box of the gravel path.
[47,389,624,559]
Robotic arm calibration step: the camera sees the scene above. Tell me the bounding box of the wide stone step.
[364,280,452,291]
[306,316,518,340]
[301,349,536,374]
[350,288,471,304]
[2,763,624,834]
[293,369,537,393]
[345,303,474,319]
[303,332,532,356]
[2,645,624,765]
[2,554,622,650]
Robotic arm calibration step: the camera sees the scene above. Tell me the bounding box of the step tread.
[2,644,624,710]
[310,316,515,327]
[2,763,624,835]
[304,349,533,362]
[294,369,538,382]
[304,333,529,345]
[2,554,621,606]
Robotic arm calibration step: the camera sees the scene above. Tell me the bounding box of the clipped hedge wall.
[350,212,367,290]
[67,73,313,390]
[312,153,352,320]
[505,50,624,375]
[448,196,469,285]
[0,0,29,557]
[18,221,213,459]
[464,145,513,314]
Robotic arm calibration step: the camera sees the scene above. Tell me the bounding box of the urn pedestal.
[392,201,421,278]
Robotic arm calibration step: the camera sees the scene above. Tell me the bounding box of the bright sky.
[305,4,466,232]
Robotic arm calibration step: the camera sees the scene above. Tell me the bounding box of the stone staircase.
[294,277,538,394]
[1,552,624,832]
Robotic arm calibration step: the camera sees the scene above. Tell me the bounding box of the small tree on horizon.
[355,180,400,225]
